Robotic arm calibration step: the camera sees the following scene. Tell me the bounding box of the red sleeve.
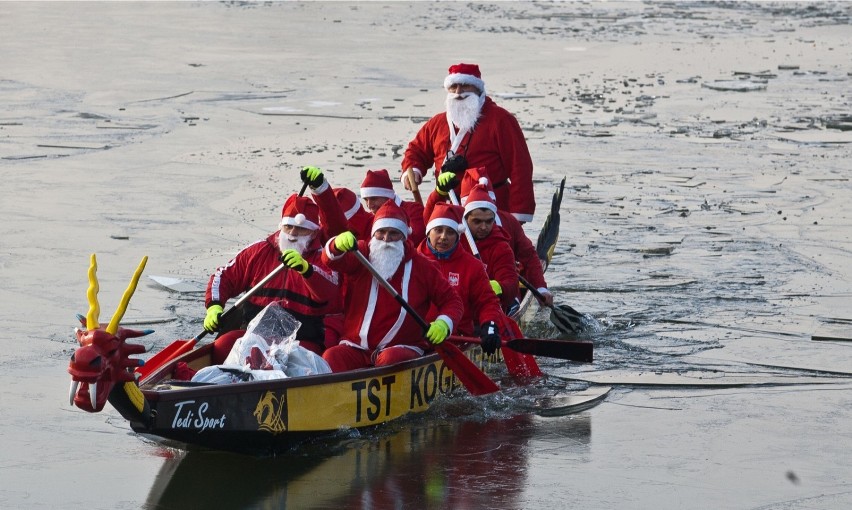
[501,213,546,289]
[421,258,464,329]
[466,256,505,327]
[401,114,448,179]
[494,110,535,221]
[205,239,265,308]
[402,200,426,246]
[423,189,450,224]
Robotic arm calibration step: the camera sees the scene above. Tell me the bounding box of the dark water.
[3,2,852,509]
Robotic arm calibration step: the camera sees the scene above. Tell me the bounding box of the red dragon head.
[68,254,150,412]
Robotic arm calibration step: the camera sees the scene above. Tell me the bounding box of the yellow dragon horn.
[106,256,148,335]
[86,254,100,331]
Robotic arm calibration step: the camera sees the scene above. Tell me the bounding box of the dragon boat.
[66,179,600,455]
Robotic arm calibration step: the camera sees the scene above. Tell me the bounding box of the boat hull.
[127,342,489,454]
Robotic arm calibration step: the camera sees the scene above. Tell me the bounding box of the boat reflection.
[144,411,592,509]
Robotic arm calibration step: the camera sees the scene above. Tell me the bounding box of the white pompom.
[294,213,306,225]
[478,177,489,185]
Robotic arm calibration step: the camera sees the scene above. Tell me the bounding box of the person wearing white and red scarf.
[401,62,536,223]
[321,200,463,372]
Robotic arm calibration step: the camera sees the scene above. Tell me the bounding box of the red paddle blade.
[135,339,196,380]
[435,343,499,396]
[501,317,543,378]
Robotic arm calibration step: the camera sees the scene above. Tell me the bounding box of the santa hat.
[333,187,361,220]
[460,167,496,205]
[371,200,411,239]
[426,202,464,234]
[463,183,498,218]
[280,195,320,230]
[444,63,485,95]
[360,169,397,200]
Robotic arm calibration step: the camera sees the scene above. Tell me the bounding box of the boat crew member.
[401,62,536,223]
[427,166,554,307]
[417,202,504,355]
[360,168,426,245]
[203,194,343,362]
[321,200,464,372]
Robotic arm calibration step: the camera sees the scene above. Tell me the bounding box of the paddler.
[203,194,343,362]
[321,200,463,372]
[428,166,554,307]
[417,202,504,355]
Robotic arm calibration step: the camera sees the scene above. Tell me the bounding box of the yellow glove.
[425,319,450,344]
[334,231,357,252]
[489,280,503,296]
[204,304,223,333]
[436,172,458,195]
[281,249,309,274]
[300,166,325,188]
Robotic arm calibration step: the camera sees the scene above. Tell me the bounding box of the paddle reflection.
[144,413,593,509]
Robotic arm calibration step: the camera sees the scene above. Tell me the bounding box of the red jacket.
[417,239,504,336]
[424,190,547,290]
[206,232,342,347]
[311,182,372,241]
[460,226,519,311]
[322,238,463,355]
[401,96,535,222]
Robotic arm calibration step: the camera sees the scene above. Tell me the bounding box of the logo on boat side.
[171,400,227,433]
[254,391,287,434]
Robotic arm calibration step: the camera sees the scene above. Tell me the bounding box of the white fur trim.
[324,238,345,260]
[371,218,409,238]
[360,186,395,199]
[464,200,498,217]
[444,73,485,94]
[311,180,330,194]
[342,197,361,220]
[281,216,319,230]
[426,217,461,233]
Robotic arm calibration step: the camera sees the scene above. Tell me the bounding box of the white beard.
[278,231,312,254]
[446,92,484,132]
[369,238,405,280]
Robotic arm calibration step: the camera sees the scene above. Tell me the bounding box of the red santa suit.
[418,203,504,336]
[401,64,535,222]
[361,169,426,246]
[321,201,463,372]
[205,196,342,360]
[460,168,548,291]
[311,182,373,241]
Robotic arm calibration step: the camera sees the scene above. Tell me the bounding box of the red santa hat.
[360,169,397,200]
[444,63,485,94]
[371,200,411,239]
[333,187,361,220]
[460,167,497,205]
[426,202,464,234]
[280,194,320,230]
[463,183,498,218]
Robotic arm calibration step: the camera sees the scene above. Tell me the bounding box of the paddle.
[446,334,592,363]
[448,189,542,378]
[351,250,499,396]
[136,263,289,379]
[518,274,586,334]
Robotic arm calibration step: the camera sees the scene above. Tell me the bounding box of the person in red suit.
[360,169,426,246]
[401,62,536,223]
[203,194,342,362]
[417,202,504,355]
[321,200,463,372]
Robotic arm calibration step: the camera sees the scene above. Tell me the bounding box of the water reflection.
[144,412,592,509]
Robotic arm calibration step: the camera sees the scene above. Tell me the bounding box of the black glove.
[300,166,325,188]
[480,320,501,355]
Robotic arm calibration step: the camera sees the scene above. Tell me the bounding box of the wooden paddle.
[351,250,499,396]
[446,334,593,363]
[448,189,542,378]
